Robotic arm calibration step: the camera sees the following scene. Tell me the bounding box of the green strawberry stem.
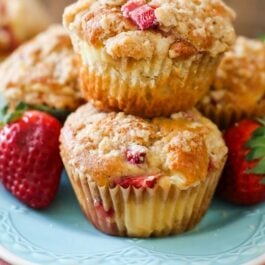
[245,118,265,184]
[0,102,71,126]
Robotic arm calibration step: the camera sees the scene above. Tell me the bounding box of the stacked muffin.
[60,0,235,237]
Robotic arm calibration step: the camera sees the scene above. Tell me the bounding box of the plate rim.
[0,246,36,265]
[0,244,265,265]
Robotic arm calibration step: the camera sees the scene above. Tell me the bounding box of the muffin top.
[60,103,227,189]
[0,25,84,111]
[200,37,265,111]
[0,0,50,58]
[63,0,236,60]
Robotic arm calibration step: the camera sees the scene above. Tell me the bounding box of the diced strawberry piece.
[94,200,114,219]
[125,145,146,164]
[121,0,146,17]
[113,175,157,189]
[129,4,157,30]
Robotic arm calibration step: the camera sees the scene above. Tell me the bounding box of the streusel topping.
[63,0,236,59]
[200,37,265,110]
[0,25,84,110]
[60,103,227,188]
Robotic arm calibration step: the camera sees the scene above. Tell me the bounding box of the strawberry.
[0,103,63,209]
[121,2,158,30]
[217,119,265,205]
[125,144,146,164]
[112,175,157,188]
[121,0,146,17]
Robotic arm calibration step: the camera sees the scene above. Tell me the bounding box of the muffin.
[63,0,236,118]
[60,103,227,237]
[198,37,265,129]
[0,25,84,114]
[0,0,50,60]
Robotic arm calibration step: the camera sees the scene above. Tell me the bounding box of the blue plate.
[0,96,265,265]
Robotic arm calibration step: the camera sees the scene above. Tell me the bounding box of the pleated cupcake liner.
[197,103,265,130]
[64,156,226,237]
[79,42,221,118]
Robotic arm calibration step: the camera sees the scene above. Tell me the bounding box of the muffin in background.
[0,25,84,113]
[198,36,265,129]
[63,0,236,118]
[60,103,227,237]
[0,0,50,60]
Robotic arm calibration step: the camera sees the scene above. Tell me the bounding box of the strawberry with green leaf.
[218,119,265,205]
[0,103,63,209]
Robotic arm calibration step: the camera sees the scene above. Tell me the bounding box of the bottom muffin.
[60,103,227,237]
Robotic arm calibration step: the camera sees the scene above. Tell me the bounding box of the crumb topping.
[63,0,235,59]
[0,25,84,110]
[60,103,227,188]
[200,37,265,110]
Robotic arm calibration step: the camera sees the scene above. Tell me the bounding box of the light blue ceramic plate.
[0,96,265,265]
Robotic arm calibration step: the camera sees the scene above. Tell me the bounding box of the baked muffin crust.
[63,0,236,59]
[60,103,227,189]
[0,25,84,110]
[200,37,265,111]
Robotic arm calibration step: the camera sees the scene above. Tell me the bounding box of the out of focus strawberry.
[0,103,63,209]
[217,119,265,205]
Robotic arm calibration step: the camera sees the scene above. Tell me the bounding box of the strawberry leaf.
[28,104,71,122]
[0,102,70,125]
[246,158,265,174]
[252,127,265,137]
[0,102,29,125]
[245,135,265,148]
[246,147,265,161]
[256,118,265,125]
[1,105,8,116]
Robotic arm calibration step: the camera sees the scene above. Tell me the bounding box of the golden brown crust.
[60,103,227,189]
[63,0,235,59]
[198,37,265,126]
[0,25,84,110]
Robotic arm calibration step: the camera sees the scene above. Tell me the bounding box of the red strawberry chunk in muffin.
[121,0,146,18]
[121,1,158,30]
[125,144,146,164]
[94,200,114,219]
[113,175,157,189]
[129,5,157,30]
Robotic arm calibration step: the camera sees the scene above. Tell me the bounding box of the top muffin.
[64,0,236,60]
[63,0,236,118]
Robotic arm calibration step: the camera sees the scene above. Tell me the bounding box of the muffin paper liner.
[64,158,226,237]
[197,103,262,130]
[79,42,220,118]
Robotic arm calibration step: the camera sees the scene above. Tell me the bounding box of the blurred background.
[44,0,265,37]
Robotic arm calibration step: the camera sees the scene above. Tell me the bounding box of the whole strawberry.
[217,119,265,205]
[0,104,63,209]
